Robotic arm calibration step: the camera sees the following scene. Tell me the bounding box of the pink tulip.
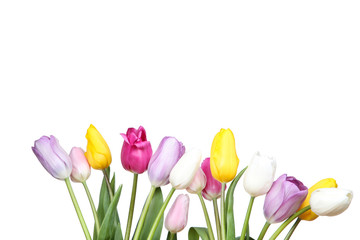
[120,126,153,174]
[165,194,190,233]
[69,147,91,183]
[201,158,223,200]
[186,168,207,194]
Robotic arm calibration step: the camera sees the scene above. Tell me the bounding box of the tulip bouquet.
[32,125,353,240]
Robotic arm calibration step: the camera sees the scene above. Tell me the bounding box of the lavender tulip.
[32,135,72,180]
[148,136,185,187]
[264,174,308,223]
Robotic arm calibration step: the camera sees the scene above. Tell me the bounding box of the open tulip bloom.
[32,127,353,240]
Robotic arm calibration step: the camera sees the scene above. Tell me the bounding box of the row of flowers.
[32,125,353,240]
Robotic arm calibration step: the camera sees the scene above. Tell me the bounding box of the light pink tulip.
[69,147,91,183]
[186,168,207,194]
[165,194,190,233]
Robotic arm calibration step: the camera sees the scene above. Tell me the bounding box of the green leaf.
[114,223,123,240]
[98,184,123,240]
[188,227,210,240]
[166,232,177,240]
[225,167,248,240]
[137,187,164,240]
[235,236,254,240]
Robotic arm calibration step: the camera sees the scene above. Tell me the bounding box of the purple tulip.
[201,158,223,200]
[264,174,308,223]
[120,126,153,174]
[32,135,72,180]
[147,136,185,187]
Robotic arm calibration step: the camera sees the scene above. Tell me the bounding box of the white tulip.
[170,149,202,190]
[310,188,353,216]
[243,152,276,197]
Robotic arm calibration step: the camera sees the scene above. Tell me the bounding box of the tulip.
[148,136,185,187]
[85,124,112,170]
[201,158,223,200]
[310,188,353,216]
[170,149,202,190]
[264,174,308,224]
[210,128,239,183]
[299,178,338,221]
[120,126,152,174]
[69,147,91,183]
[186,168,207,194]
[165,194,190,233]
[32,135,72,180]
[243,152,276,197]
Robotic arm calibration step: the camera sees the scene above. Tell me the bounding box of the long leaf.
[225,167,247,240]
[98,184,123,240]
[188,227,210,240]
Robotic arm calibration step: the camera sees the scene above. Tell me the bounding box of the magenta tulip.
[264,174,308,223]
[201,158,223,200]
[69,147,91,183]
[32,135,72,180]
[165,194,190,233]
[120,126,153,174]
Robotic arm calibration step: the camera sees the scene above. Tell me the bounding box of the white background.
[1,1,359,239]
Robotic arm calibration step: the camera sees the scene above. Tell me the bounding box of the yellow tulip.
[299,178,338,221]
[210,128,239,183]
[85,124,112,170]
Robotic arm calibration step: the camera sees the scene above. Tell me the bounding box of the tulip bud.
[32,135,72,180]
[85,124,112,170]
[186,168,207,194]
[165,194,190,233]
[170,149,202,190]
[148,137,185,187]
[120,126,152,174]
[243,152,276,197]
[69,147,91,183]
[299,178,338,221]
[201,158,223,200]
[210,128,239,183]
[310,188,353,217]
[264,174,308,224]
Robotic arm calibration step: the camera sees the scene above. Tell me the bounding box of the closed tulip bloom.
[69,147,91,183]
[148,137,185,187]
[165,194,190,233]
[299,178,338,221]
[243,152,276,197]
[170,149,203,190]
[186,168,207,194]
[210,128,239,183]
[201,158,223,200]
[264,174,308,224]
[85,124,112,170]
[120,126,152,174]
[310,188,353,217]
[32,135,72,180]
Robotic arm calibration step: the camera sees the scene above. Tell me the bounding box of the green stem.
[220,183,226,240]
[269,206,310,240]
[284,218,301,240]
[102,169,114,201]
[125,173,138,240]
[213,199,221,240]
[65,178,91,240]
[257,221,270,240]
[133,186,157,240]
[169,232,175,240]
[197,193,215,240]
[82,181,100,236]
[147,188,176,240]
[240,196,255,240]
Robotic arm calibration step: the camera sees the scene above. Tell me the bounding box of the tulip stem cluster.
[125,173,138,240]
[147,187,176,240]
[64,178,91,240]
[220,183,226,240]
[102,169,114,201]
[212,199,221,240]
[269,205,310,240]
[82,181,100,235]
[284,218,301,240]
[257,221,270,240]
[197,193,216,240]
[240,196,255,240]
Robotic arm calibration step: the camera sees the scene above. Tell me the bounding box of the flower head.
[69,147,91,183]
[165,194,190,233]
[201,158,223,200]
